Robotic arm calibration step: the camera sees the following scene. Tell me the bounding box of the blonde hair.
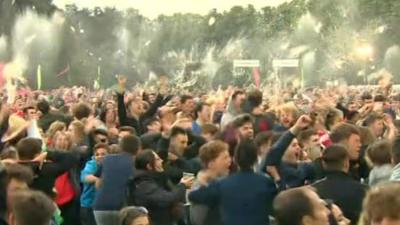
[70,120,85,143]
[46,121,66,140]
[360,182,400,225]
[53,131,73,150]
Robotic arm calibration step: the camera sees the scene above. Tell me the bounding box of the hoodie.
[133,170,186,225]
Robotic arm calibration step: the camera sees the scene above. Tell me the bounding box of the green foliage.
[0,0,399,88]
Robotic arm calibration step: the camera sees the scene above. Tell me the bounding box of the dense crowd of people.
[0,74,400,225]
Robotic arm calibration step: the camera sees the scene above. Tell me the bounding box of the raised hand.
[291,115,312,135]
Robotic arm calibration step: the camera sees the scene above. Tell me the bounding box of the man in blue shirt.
[80,143,109,225]
[189,139,277,225]
[93,135,140,225]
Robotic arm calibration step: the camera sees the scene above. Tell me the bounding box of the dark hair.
[194,102,209,119]
[0,164,7,217]
[322,144,349,171]
[119,206,149,225]
[232,114,253,129]
[93,143,110,154]
[180,95,193,104]
[119,135,141,155]
[119,126,136,136]
[92,128,108,137]
[72,103,92,120]
[199,140,229,168]
[5,164,34,185]
[374,94,385,102]
[36,100,50,114]
[23,106,35,115]
[330,123,360,144]
[232,90,245,100]
[345,110,359,123]
[170,126,187,139]
[16,138,42,160]
[361,92,373,101]
[135,149,156,171]
[143,118,160,129]
[273,188,315,225]
[392,137,400,164]
[234,139,257,171]
[8,190,56,225]
[325,108,343,131]
[254,131,274,148]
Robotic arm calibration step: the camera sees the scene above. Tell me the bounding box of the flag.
[37,64,42,90]
[57,64,70,77]
[252,67,260,89]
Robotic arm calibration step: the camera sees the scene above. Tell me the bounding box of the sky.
[53,0,292,18]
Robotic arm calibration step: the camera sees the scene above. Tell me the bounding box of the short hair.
[361,182,400,225]
[119,126,136,136]
[143,117,160,128]
[8,190,56,225]
[363,113,384,127]
[273,187,315,225]
[297,129,317,146]
[330,123,360,144]
[72,103,92,120]
[361,92,373,101]
[374,94,385,102]
[119,206,149,225]
[199,140,229,168]
[135,149,156,170]
[16,138,42,160]
[254,131,274,148]
[194,102,210,119]
[392,137,400,164]
[201,124,219,136]
[92,128,108,137]
[180,95,193,104]
[234,139,257,171]
[367,140,392,166]
[232,114,253,129]
[23,106,35,115]
[170,126,188,139]
[231,90,245,100]
[119,135,140,155]
[5,164,34,185]
[36,100,50,114]
[109,144,121,154]
[93,143,110,154]
[322,144,349,171]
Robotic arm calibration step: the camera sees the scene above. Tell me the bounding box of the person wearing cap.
[312,144,367,225]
